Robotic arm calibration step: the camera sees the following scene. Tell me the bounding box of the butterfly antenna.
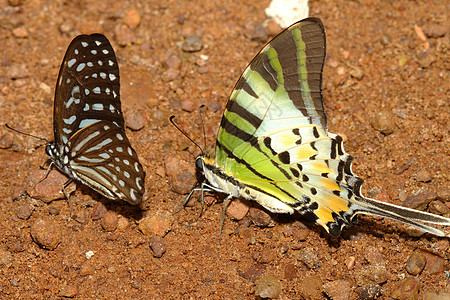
[198,105,207,151]
[5,123,49,143]
[169,116,204,154]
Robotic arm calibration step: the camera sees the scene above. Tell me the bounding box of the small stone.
[350,67,364,80]
[59,284,78,298]
[245,22,268,43]
[80,261,95,276]
[149,235,166,258]
[125,109,146,130]
[30,218,62,250]
[138,210,174,237]
[253,247,277,264]
[208,101,221,112]
[116,216,130,231]
[437,187,450,202]
[162,68,180,82]
[283,263,297,280]
[164,155,196,194]
[345,256,356,269]
[391,277,420,300]
[27,170,74,203]
[15,203,33,220]
[364,247,384,265]
[114,23,136,46]
[238,264,266,281]
[180,99,195,112]
[423,24,448,38]
[405,251,426,275]
[0,249,14,268]
[74,210,89,224]
[181,35,203,52]
[415,169,432,182]
[403,190,436,210]
[226,199,250,220]
[164,52,182,70]
[423,292,450,300]
[197,66,209,74]
[59,22,73,33]
[423,252,445,275]
[108,266,116,273]
[298,275,323,299]
[101,211,118,232]
[429,200,449,215]
[358,264,388,285]
[398,55,408,67]
[0,131,14,149]
[7,64,28,79]
[416,51,436,68]
[12,26,28,38]
[248,207,275,227]
[91,202,108,220]
[355,284,383,300]
[371,111,395,135]
[322,280,351,300]
[297,248,321,269]
[254,274,282,299]
[123,8,141,29]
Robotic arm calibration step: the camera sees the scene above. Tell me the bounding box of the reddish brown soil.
[0,0,448,298]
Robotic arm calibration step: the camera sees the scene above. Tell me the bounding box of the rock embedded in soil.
[101,211,118,232]
[298,275,323,299]
[429,200,449,215]
[423,252,445,275]
[138,210,174,237]
[238,264,266,281]
[91,202,108,221]
[27,170,74,203]
[322,280,352,300]
[0,131,14,149]
[59,284,78,298]
[254,274,282,299]
[297,248,321,269]
[402,190,436,210]
[0,249,14,268]
[125,109,147,131]
[415,168,432,182]
[391,277,420,300]
[123,8,141,29]
[405,251,426,275]
[370,111,395,135]
[423,292,450,299]
[181,34,203,52]
[355,284,382,300]
[15,203,33,219]
[226,199,250,220]
[164,155,196,194]
[30,218,62,250]
[149,235,166,258]
[248,207,275,227]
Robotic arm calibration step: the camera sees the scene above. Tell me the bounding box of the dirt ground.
[0,0,449,298]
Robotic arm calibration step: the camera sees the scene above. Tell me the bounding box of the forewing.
[54,34,123,146]
[66,120,145,204]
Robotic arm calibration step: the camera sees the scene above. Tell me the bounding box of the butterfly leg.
[61,179,73,221]
[219,194,233,237]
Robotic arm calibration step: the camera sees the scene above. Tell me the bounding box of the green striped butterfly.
[193,17,450,237]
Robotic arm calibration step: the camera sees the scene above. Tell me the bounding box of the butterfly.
[193,17,450,237]
[45,33,145,205]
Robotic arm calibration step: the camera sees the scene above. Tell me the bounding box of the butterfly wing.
[54,34,124,146]
[213,18,450,236]
[49,34,145,204]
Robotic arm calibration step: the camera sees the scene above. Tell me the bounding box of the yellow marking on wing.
[308,161,333,175]
[291,144,317,162]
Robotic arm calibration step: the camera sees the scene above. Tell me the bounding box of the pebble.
[423,292,450,300]
[358,264,388,285]
[283,263,297,280]
[114,23,136,46]
[15,203,33,219]
[297,248,321,269]
[253,246,277,264]
[423,24,448,38]
[7,63,28,79]
[0,131,14,149]
[391,277,420,300]
[403,190,436,210]
[370,111,395,135]
[116,216,130,231]
[405,251,426,275]
[437,187,450,202]
[27,170,73,203]
[0,249,14,268]
[423,252,445,275]
[138,210,174,237]
[59,22,73,34]
[355,284,382,300]
[322,280,351,300]
[415,168,432,182]
[91,202,107,221]
[165,51,182,70]
[350,67,364,80]
[416,50,436,68]
[245,22,268,43]
[181,35,203,52]
[30,218,62,250]
[164,155,196,194]
[298,275,323,299]
[123,8,141,29]
[162,68,180,82]
[208,101,222,113]
[197,66,209,74]
[364,247,384,265]
[248,207,275,227]
[180,98,195,112]
[345,256,356,269]
[429,200,449,215]
[12,26,28,38]
[238,264,266,281]
[80,261,95,276]
[101,211,118,232]
[254,274,282,299]
[59,284,78,298]
[226,199,250,220]
[125,109,146,130]
[282,224,309,241]
[149,235,166,258]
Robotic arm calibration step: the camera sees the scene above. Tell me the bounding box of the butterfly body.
[195,18,450,237]
[48,34,145,205]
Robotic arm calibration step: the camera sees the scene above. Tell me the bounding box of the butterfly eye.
[45,143,54,156]
[195,157,204,171]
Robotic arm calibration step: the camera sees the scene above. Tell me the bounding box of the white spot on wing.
[103,49,109,54]
[85,89,90,95]
[109,73,116,81]
[81,41,88,47]
[68,58,76,68]
[87,62,93,67]
[100,72,106,79]
[92,103,104,111]
[116,147,123,152]
[85,138,113,152]
[78,119,100,129]
[99,153,110,159]
[76,63,86,72]
[105,88,110,95]
[118,180,125,187]
[91,50,97,54]
[93,87,101,94]
[83,103,89,111]
[63,115,76,125]
[134,162,140,172]
[95,40,101,46]
[63,128,72,134]
[98,60,103,66]
[73,130,100,152]
[116,133,123,140]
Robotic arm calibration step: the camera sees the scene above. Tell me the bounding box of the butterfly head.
[45,141,58,158]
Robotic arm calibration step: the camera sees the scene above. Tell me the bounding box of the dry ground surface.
[0,0,449,298]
